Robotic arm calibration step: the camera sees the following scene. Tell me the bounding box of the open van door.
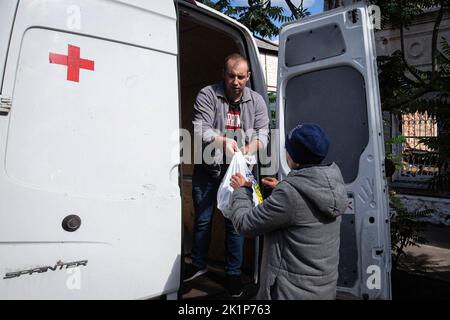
[276,3,391,299]
[0,0,181,299]
[177,0,268,292]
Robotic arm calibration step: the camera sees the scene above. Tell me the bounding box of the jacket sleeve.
[192,87,220,144]
[229,182,295,237]
[252,93,270,148]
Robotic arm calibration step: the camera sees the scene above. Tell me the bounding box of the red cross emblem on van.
[49,45,95,82]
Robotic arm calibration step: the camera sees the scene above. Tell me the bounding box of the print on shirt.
[226,110,241,130]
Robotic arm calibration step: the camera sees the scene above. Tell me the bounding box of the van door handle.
[62,215,82,232]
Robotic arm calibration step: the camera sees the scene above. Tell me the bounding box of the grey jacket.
[230,163,348,300]
[192,82,270,148]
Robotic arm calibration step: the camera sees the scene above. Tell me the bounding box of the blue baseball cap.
[285,123,330,165]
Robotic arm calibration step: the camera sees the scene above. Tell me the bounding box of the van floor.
[180,257,258,300]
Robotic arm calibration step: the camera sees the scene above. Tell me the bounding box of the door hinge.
[0,96,12,115]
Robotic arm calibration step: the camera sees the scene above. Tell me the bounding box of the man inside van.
[185,53,269,298]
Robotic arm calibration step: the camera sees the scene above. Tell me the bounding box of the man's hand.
[230,173,252,190]
[261,177,279,189]
[214,136,239,156]
[241,145,249,155]
[224,138,239,156]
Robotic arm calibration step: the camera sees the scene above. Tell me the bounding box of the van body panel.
[277,4,391,299]
[0,0,181,299]
[0,0,18,92]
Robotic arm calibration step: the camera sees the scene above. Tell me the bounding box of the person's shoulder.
[324,162,343,175]
[327,162,346,182]
[267,180,300,210]
[198,82,223,97]
[196,83,219,103]
[199,83,215,94]
[246,87,264,99]
[246,88,267,107]
[272,179,295,196]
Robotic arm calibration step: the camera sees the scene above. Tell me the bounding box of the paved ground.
[180,258,258,300]
[393,224,450,299]
[397,223,450,280]
[392,269,450,299]
[181,223,450,300]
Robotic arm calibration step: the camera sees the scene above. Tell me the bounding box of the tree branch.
[285,0,301,19]
[431,1,445,79]
[383,85,432,110]
[383,1,447,110]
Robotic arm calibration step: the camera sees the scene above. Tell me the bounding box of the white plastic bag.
[217,151,263,218]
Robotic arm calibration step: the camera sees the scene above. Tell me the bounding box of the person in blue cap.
[229,123,348,300]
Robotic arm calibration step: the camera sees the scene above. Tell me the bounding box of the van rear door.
[0,0,181,299]
[276,3,391,299]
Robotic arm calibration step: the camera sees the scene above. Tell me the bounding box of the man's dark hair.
[223,53,250,72]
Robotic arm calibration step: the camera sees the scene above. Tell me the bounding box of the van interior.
[178,6,259,294]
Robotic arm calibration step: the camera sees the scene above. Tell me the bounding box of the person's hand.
[240,145,249,155]
[230,173,252,190]
[261,177,279,189]
[224,138,239,156]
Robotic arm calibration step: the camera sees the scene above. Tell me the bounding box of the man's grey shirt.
[192,82,270,151]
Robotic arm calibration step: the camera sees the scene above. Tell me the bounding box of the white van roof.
[112,0,176,19]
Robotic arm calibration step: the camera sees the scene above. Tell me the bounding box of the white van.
[0,0,391,299]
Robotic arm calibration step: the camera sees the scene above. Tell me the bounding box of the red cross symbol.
[49,45,94,82]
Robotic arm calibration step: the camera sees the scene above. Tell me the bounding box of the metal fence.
[400,112,439,181]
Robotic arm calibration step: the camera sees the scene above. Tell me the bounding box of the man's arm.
[192,88,220,144]
[229,182,295,237]
[213,136,239,155]
[193,88,239,155]
[243,94,269,155]
[253,94,270,148]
